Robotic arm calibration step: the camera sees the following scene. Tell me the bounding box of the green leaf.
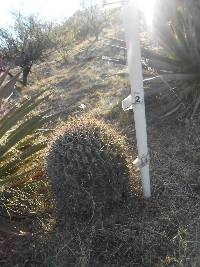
[0,171,31,187]
[0,93,50,139]
[0,69,10,87]
[0,142,46,177]
[0,111,57,158]
[0,71,22,101]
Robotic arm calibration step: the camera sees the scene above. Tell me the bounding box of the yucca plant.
[0,70,56,234]
[147,1,200,75]
[0,68,21,100]
[144,0,200,116]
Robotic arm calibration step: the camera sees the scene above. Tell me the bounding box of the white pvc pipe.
[123,0,151,198]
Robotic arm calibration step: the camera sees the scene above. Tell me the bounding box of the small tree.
[79,0,108,41]
[0,13,53,85]
[51,22,76,62]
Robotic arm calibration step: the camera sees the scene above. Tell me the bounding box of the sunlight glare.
[134,0,156,28]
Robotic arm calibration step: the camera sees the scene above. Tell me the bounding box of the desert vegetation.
[0,0,200,266]
[0,13,53,85]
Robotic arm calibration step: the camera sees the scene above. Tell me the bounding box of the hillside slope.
[3,26,200,266]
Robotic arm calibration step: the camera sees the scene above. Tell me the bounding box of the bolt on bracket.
[133,153,150,170]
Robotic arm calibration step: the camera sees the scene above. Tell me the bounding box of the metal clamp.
[133,153,150,170]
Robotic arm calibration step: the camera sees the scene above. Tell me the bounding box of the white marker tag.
[122,93,144,111]
[122,94,132,111]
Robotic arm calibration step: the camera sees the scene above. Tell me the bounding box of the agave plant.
[143,0,200,116]
[0,70,56,234]
[146,1,200,75]
[0,68,21,100]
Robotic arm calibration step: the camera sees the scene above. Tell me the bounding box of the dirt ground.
[3,114,200,266]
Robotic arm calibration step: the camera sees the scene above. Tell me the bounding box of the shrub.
[47,116,137,229]
[51,23,75,62]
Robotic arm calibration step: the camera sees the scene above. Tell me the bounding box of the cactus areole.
[122,0,151,198]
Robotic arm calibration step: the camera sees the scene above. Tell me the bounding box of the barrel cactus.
[47,115,137,228]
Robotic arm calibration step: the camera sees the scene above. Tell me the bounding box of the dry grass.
[30,107,200,266]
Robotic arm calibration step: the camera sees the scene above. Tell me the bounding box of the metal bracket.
[133,153,150,170]
[122,93,144,111]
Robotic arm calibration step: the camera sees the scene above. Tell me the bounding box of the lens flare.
[134,0,156,27]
